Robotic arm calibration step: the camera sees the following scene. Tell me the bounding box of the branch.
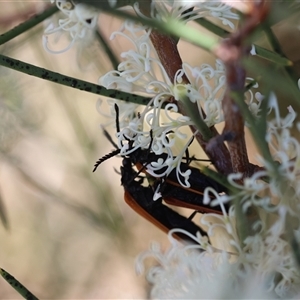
[138,1,233,175]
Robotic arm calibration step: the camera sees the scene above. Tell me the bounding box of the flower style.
[43,0,99,53]
[136,95,300,298]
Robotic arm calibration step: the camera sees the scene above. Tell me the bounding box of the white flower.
[137,95,300,298]
[96,5,241,185]
[136,229,278,299]
[178,60,226,127]
[99,21,171,95]
[150,0,239,29]
[99,15,261,186]
[43,0,98,53]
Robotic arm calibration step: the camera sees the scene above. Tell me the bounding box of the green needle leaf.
[0,54,151,106]
[0,6,58,46]
[195,18,292,66]
[76,0,219,51]
[0,189,9,230]
[0,268,39,300]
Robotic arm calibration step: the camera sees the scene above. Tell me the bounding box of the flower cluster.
[42,0,300,298]
[43,0,99,53]
[99,18,260,186]
[142,0,239,29]
[43,0,258,186]
[136,96,300,298]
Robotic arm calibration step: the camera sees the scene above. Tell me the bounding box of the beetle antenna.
[93,148,120,172]
[114,103,133,145]
[93,104,121,172]
[114,103,120,133]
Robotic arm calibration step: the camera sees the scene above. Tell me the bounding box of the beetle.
[93,104,226,195]
[93,104,229,240]
[94,139,229,215]
[121,157,208,243]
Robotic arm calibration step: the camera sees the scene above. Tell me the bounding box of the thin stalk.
[0,6,58,46]
[80,1,220,51]
[179,93,212,141]
[194,17,291,66]
[0,268,39,300]
[263,22,299,85]
[78,0,293,65]
[244,59,300,105]
[0,54,151,105]
[96,28,120,70]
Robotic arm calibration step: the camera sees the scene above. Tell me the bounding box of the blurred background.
[1,2,300,299]
[0,2,172,298]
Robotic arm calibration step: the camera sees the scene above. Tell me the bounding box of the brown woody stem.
[217,0,270,243]
[222,64,250,176]
[214,0,270,178]
[138,2,233,175]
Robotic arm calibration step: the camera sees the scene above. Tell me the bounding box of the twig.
[138,1,233,175]
[212,0,270,178]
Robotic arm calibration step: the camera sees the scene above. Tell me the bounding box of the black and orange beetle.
[95,144,230,241]
[93,135,229,211]
[121,157,208,243]
[93,104,229,241]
